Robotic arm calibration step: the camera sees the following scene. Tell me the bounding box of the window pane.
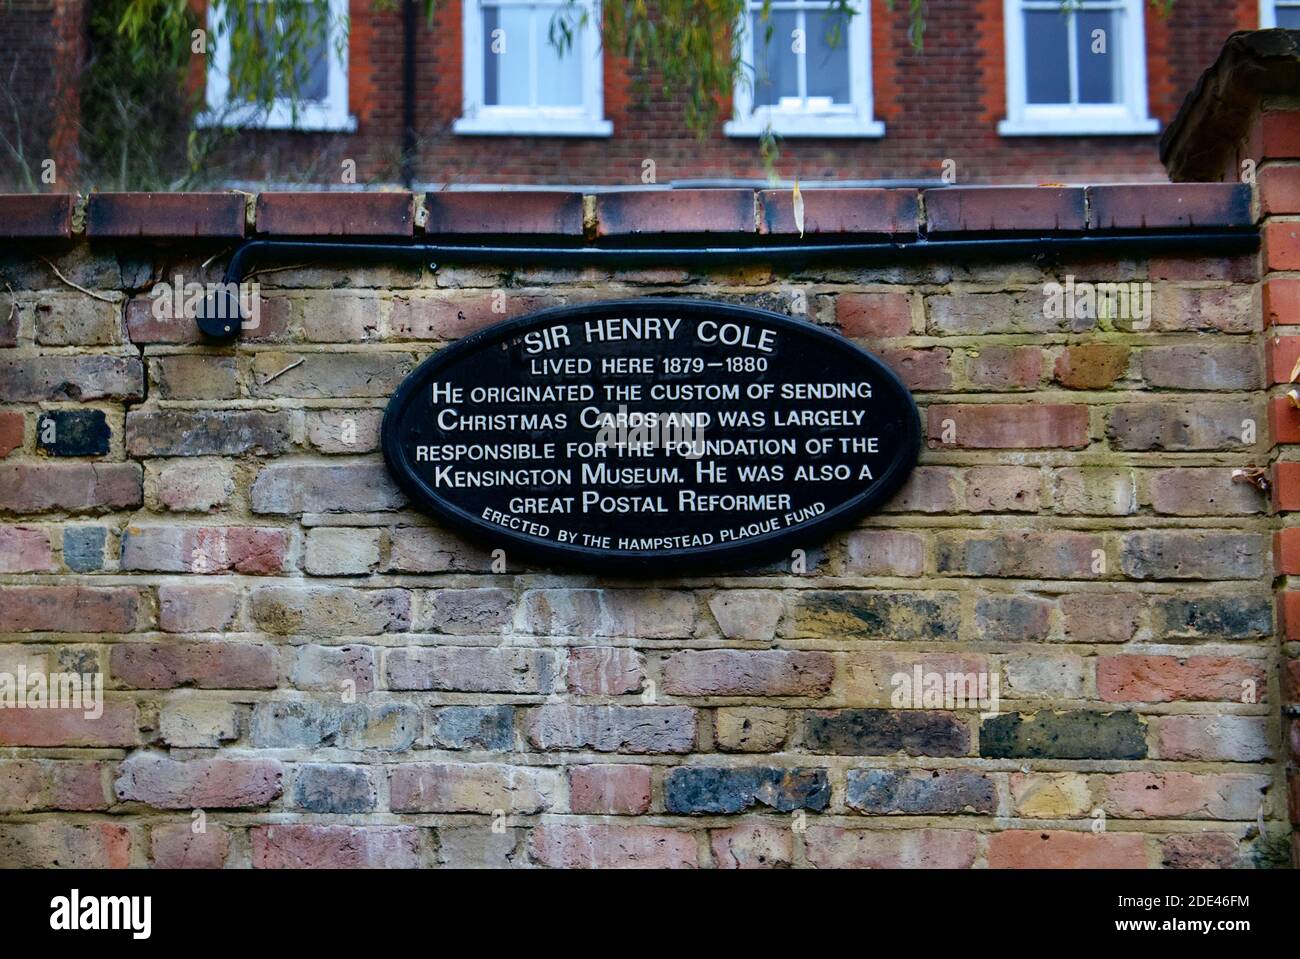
[234,0,331,102]
[298,4,331,102]
[752,11,799,106]
[484,6,531,106]
[1076,9,1119,104]
[1024,9,1070,104]
[1279,6,1300,27]
[806,8,851,103]
[536,12,584,106]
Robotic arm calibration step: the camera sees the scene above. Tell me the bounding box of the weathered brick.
[1120,531,1266,580]
[836,651,990,707]
[529,824,698,868]
[569,765,653,815]
[0,525,55,572]
[1151,715,1270,762]
[250,701,420,751]
[1098,655,1265,704]
[965,346,1043,390]
[159,700,239,748]
[926,404,1090,449]
[1054,344,1130,389]
[879,347,952,391]
[0,760,108,811]
[843,529,926,575]
[0,411,22,458]
[110,641,277,689]
[251,463,406,513]
[251,585,410,636]
[414,587,514,634]
[291,644,376,693]
[305,408,383,453]
[802,709,969,756]
[662,650,834,697]
[927,186,1086,233]
[427,705,515,750]
[0,462,142,513]
[526,705,696,753]
[0,355,143,402]
[785,590,960,641]
[710,821,794,868]
[290,764,376,813]
[927,291,1065,335]
[1061,593,1142,643]
[846,768,995,814]
[389,763,559,813]
[252,824,423,868]
[708,590,784,640]
[936,530,1101,579]
[256,192,414,235]
[437,827,523,868]
[120,525,289,574]
[1002,650,1086,700]
[150,823,230,868]
[964,466,1041,513]
[804,826,978,868]
[1010,772,1092,818]
[249,351,415,398]
[1150,285,1257,334]
[596,189,754,236]
[0,822,131,869]
[390,292,564,340]
[0,585,146,633]
[388,526,491,572]
[567,647,643,695]
[518,588,696,638]
[1101,772,1268,820]
[1146,468,1265,516]
[988,830,1147,868]
[158,583,241,633]
[836,291,913,337]
[31,295,122,346]
[975,595,1053,641]
[126,409,293,456]
[1053,467,1136,515]
[152,460,235,512]
[149,354,239,400]
[882,466,960,513]
[715,707,789,752]
[305,527,381,575]
[0,702,139,747]
[1160,834,1242,869]
[665,766,829,814]
[1107,401,1258,451]
[115,755,282,808]
[424,190,583,236]
[980,711,1146,759]
[761,188,917,236]
[1140,344,1260,391]
[387,647,557,693]
[61,526,106,572]
[35,409,110,456]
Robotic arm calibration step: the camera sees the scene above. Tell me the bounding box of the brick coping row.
[0,183,1254,242]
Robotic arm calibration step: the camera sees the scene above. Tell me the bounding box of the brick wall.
[0,180,1292,868]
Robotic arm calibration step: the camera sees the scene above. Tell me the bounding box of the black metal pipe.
[201,230,1259,338]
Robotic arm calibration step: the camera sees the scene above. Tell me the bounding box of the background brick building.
[1,0,1296,189]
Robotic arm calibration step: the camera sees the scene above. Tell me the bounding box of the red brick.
[661,650,834,697]
[1102,772,1266,819]
[710,821,794,868]
[880,347,952,391]
[1261,167,1300,216]
[158,583,242,633]
[423,190,582,235]
[119,526,289,575]
[988,830,1147,868]
[1261,110,1300,160]
[1264,220,1300,271]
[926,404,1090,449]
[1264,278,1300,327]
[0,702,139,747]
[1089,183,1251,229]
[86,192,246,238]
[0,412,21,458]
[1281,591,1300,641]
[835,291,913,337]
[529,824,698,868]
[804,827,978,868]
[0,760,109,811]
[1146,467,1266,516]
[596,189,754,237]
[0,822,131,868]
[1267,336,1300,383]
[1148,255,1257,283]
[1273,461,1300,511]
[567,647,643,695]
[110,642,277,689]
[965,346,1042,390]
[252,824,422,868]
[0,525,55,572]
[924,187,1086,234]
[1270,395,1300,444]
[1161,833,1242,869]
[759,188,918,236]
[1061,593,1141,643]
[1097,655,1265,703]
[1277,528,1300,574]
[569,765,653,815]
[0,462,142,514]
[0,193,73,238]
[115,755,283,809]
[0,585,146,633]
[150,823,231,868]
[1054,344,1130,389]
[255,192,414,236]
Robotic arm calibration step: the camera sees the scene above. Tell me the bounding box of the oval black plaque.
[382,298,920,572]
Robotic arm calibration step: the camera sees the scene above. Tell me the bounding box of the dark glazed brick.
[924,187,1087,235]
[787,590,960,641]
[1150,595,1273,640]
[759,188,919,236]
[423,191,582,236]
[980,710,1147,759]
[801,709,970,756]
[35,409,110,457]
[63,527,107,572]
[256,192,414,236]
[663,766,829,814]
[427,705,515,750]
[86,193,246,238]
[0,194,73,238]
[595,189,755,237]
[1088,183,1252,230]
[289,765,376,813]
[846,768,995,814]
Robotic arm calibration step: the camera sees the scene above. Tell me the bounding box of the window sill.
[196,109,357,133]
[998,116,1160,137]
[453,116,613,137]
[725,116,885,139]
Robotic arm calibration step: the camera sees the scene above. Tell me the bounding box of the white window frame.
[1261,0,1300,26]
[201,0,354,132]
[726,0,883,138]
[999,0,1157,136]
[455,0,612,137]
